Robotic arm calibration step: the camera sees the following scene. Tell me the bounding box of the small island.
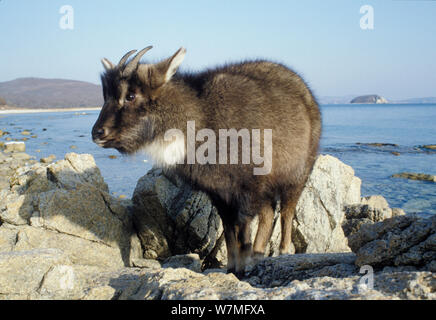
[350,95,388,104]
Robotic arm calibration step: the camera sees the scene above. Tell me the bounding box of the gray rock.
[0,151,8,163]
[392,208,406,217]
[345,176,362,205]
[0,179,9,190]
[11,153,31,161]
[348,215,436,269]
[9,225,132,269]
[81,264,435,300]
[2,249,434,300]
[163,254,203,273]
[45,153,109,192]
[343,195,394,237]
[426,260,436,272]
[0,226,18,252]
[131,258,162,269]
[342,218,374,238]
[421,144,436,150]
[0,193,34,225]
[283,271,435,300]
[3,142,25,153]
[0,153,142,270]
[349,195,392,221]
[0,249,71,299]
[132,168,224,265]
[2,150,430,300]
[292,155,355,253]
[391,172,436,183]
[247,252,358,287]
[40,154,56,164]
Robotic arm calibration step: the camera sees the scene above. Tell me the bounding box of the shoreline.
[1,103,436,114]
[0,107,101,115]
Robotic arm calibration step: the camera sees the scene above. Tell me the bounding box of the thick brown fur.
[92,48,321,277]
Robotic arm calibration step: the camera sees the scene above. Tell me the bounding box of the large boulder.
[292,155,360,253]
[131,168,226,267]
[348,214,436,271]
[132,155,361,267]
[0,153,142,271]
[3,142,26,153]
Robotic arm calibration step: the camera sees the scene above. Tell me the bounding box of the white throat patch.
[142,136,185,167]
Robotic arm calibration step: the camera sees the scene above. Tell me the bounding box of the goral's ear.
[136,47,186,94]
[152,47,186,85]
[163,47,186,82]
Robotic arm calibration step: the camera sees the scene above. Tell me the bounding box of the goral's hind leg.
[213,199,240,275]
[234,198,273,278]
[235,216,254,278]
[280,187,304,255]
[222,221,238,274]
[252,202,275,260]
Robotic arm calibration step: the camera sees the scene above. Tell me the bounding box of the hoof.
[227,267,236,275]
[235,270,245,280]
[252,252,265,262]
[226,268,245,280]
[279,248,290,255]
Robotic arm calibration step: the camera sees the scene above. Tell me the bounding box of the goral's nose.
[92,127,108,141]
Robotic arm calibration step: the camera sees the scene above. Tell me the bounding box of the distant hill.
[1,77,434,108]
[319,95,436,105]
[350,95,388,104]
[393,97,436,104]
[0,78,103,108]
[318,95,356,104]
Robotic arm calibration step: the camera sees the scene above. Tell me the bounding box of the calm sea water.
[1,104,435,216]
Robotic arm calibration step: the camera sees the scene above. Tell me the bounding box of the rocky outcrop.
[1,150,434,300]
[0,249,72,299]
[2,252,433,300]
[348,214,436,271]
[82,265,434,300]
[342,195,405,238]
[162,254,203,273]
[350,95,388,104]
[292,155,361,253]
[421,145,436,150]
[391,172,436,183]
[356,143,398,147]
[132,155,361,267]
[247,253,358,287]
[0,152,142,271]
[131,168,226,266]
[3,141,26,153]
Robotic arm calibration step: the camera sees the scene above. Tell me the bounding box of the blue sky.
[0,0,435,100]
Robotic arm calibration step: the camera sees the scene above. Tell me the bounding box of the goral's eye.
[126,92,136,102]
